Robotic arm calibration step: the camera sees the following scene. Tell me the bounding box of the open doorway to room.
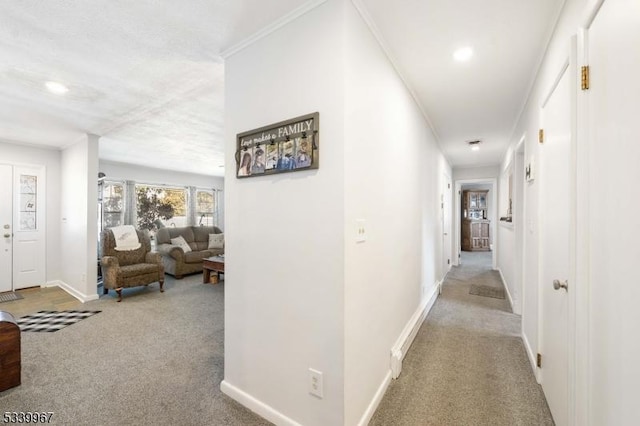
[453,178,497,269]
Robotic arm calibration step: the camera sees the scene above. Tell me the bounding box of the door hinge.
[447,259,450,265]
[448,183,451,189]
[581,65,590,90]
[537,353,542,368]
[538,129,544,144]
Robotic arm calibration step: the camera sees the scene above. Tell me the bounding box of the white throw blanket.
[110,225,141,251]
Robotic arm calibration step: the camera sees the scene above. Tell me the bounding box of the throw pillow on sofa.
[208,233,224,249]
[171,235,192,253]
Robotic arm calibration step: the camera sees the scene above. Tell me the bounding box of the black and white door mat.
[17,310,101,332]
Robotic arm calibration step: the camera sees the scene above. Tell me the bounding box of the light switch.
[356,219,366,243]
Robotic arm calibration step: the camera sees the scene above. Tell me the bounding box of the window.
[101,181,124,229]
[136,185,187,230]
[196,190,215,226]
[19,174,37,230]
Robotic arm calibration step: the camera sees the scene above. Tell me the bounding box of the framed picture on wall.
[235,112,319,178]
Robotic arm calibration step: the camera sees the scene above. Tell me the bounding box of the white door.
[0,165,12,293]
[12,165,46,289]
[584,0,640,421]
[539,57,573,425]
[442,175,452,279]
[0,164,46,291]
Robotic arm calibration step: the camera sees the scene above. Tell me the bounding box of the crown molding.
[349,0,450,167]
[220,0,328,59]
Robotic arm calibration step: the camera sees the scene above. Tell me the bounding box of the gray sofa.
[156,226,223,279]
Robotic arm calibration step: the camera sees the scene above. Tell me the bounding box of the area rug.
[469,284,505,299]
[17,310,101,332]
[0,292,23,303]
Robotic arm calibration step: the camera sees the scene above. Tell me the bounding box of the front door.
[0,164,46,291]
[0,165,12,293]
[539,49,574,425]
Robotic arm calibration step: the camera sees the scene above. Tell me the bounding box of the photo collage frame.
[236,112,319,178]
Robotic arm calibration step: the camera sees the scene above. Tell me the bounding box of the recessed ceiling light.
[453,47,473,62]
[45,81,69,95]
[468,140,481,151]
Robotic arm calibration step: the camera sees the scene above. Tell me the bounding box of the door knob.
[553,279,568,291]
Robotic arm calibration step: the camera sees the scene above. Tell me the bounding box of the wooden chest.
[0,311,21,392]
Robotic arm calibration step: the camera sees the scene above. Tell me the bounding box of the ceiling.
[0,0,564,176]
[361,0,564,168]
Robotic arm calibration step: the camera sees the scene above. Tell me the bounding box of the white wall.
[453,165,499,181]
[495,152,521,314]
[99,160,224,189]
[222,1,346,425]
[0,140,61,283]
[60,135,99,300]
[343,1,450,424]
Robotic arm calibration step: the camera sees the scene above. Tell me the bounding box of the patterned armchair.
[100,229,164,302]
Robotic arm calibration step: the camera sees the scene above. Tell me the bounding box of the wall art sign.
[235,112,319,178]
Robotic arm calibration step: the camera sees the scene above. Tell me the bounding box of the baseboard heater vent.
[390,281,440,379]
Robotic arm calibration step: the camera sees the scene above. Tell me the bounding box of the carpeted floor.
[370,251,554,426]
[0,275,270,426]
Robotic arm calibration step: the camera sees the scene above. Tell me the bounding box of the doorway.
[454,178,497,269]
[441,173,452,281]
[537,41,576,426]
[0,163,46,292]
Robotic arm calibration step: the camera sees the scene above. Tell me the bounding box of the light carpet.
[0,275,270,426]
[370,251,554,426]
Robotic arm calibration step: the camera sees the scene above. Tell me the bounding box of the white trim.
[507,0,567,144]
[220,0,328,59]
[45,280,99,303]
[541,59,570,109]
[582,0,605,29]
[575,26,592,426]
[220,380,303,426]
[522,330,541,383]
[0,138,61,152]
[390,282,439,379]
[497,268,515,313]
[357,370,392,426]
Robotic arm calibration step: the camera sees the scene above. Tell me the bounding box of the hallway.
[371,252,553,425]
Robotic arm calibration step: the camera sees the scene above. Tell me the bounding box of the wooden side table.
[0,311,21,392]
[203,256,225,284]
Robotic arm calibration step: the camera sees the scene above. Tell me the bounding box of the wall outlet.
[308,368,323,398]
[356,219,366,243]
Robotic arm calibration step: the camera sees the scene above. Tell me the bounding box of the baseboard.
[220,380,302,426]
[45,280,99,303]
[522,330,540,383]
[357,370,392,426]
[496,268,515,313]
[390,281,439,379]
